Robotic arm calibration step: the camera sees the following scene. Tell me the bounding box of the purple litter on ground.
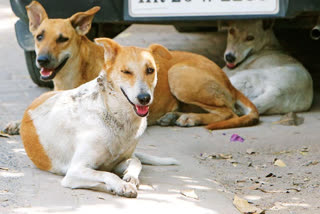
[230,134,245,142]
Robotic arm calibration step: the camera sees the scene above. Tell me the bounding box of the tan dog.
[20,38,177,198]
[223,20,313,114]
[27,1,104,90]
[150,50,259,129]
[3,1,104,135]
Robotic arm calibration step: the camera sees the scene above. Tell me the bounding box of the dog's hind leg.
[113,157,142,187]
[167,65,237,127]
[174,107,236,127]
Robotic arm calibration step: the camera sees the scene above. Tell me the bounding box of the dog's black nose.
[137,93,151,105]
[37,55,50,67]
[225,53,236,63]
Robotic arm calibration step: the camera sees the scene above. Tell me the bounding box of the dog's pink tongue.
[136,105,149,115]
[40,68,53,77]
[227,63,236,69]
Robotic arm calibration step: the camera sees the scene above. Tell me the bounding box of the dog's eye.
[246,35,255,41]
[146,67,154,74]
[56,34,69,43]
[121,70,132,75]
[36,34,44,41]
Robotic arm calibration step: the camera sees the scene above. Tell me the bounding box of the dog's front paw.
[117,181,138,198]
[175,114,201,127]
[123,174,140,187]
[157,112,179,126]
[3,121,20,135]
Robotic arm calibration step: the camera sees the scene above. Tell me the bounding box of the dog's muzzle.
[121,88,150,117]
[39,56,69,81]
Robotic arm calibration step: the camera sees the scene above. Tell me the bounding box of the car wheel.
[24,51,53,88]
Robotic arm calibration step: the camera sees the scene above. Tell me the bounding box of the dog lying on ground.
[150,47,259,130]
[20,38,178,198]
[5,1,259,134]
[223,20,313,114]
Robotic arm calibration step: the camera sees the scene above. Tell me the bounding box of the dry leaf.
[304,160,319,166]
[266,173,276,178]
[228,159,239,167]
[300,151,308,156]
[287,187,301,192]
[300,147,309,156]
[273,150,291,155]
[0,167,9,171]
[0,132,10,138]
[274,159,286,167]
[218,153,232,159]
[236,179,246,183]
[200,153,233,160]
[246,149,256,155]
[233,195,264,214]
[180,189,198,200]
[255,187,288,193]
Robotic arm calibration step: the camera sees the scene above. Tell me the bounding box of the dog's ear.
[69,6,100,35]
[94,38,120,62]
[149,44,172,60]
[26,1,48,34]
[262,20,274,31]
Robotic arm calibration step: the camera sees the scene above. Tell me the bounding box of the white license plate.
[128,0,279,17]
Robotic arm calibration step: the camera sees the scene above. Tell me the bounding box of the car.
[10,0,320,88]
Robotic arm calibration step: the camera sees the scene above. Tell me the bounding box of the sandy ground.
[0,1,320,213]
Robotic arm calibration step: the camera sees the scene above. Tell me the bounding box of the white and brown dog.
[20,38,177,198]
[223,20,313,114]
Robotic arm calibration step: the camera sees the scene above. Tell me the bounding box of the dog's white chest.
[29,80,147,174]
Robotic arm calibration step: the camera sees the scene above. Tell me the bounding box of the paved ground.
[1,1,320,213]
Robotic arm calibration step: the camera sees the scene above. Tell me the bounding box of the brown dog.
[6,1,258,133]
[148,48,259,129]
[2,1,104,135]
[26,1,104,90]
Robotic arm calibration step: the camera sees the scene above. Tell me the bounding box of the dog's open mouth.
[40,57,69,81]
[121,88,149,117]
[226,49,253,70]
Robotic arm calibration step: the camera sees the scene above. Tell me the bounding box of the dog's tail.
[134,152,179,166]
[206,90,259,130]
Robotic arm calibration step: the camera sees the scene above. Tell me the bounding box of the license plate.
[128,0,279,18]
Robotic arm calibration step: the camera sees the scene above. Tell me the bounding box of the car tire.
[24,51,53,88]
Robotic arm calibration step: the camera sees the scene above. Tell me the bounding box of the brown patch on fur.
[20,91,59,171]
